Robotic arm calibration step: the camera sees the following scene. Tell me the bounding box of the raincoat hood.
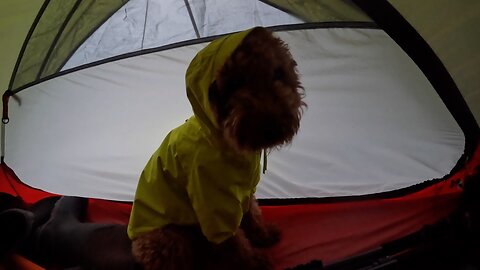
[185,28,254,133]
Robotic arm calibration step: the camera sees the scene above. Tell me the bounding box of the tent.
[1,0,479,269]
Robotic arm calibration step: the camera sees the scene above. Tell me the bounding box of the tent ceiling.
[63,0,304,70]
[0,0,43,91]
[3,1,478,125]
[262,0,371,22]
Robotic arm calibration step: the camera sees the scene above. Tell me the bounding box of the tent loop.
[1,90,11,163]
[2,90,21,124]
[2,90,13,124]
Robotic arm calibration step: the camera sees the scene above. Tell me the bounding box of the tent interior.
[0,0,479,269]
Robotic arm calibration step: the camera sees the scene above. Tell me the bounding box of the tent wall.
[264,0,480,126]
[3,1,479,127]
[4,27,465,201]
[389,0,480,126]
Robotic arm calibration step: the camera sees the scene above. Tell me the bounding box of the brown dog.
[132,198,280,270]
[130,27,305,270]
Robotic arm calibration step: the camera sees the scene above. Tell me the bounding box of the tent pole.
[184,0,200,38]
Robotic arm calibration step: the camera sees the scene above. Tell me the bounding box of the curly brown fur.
[205,229,273,270]
[210,27,306,152]
[241,197,281,248]
[132,224,274,270]
[132,225,202,270]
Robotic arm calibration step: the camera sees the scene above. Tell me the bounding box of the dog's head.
[209,27,306,152]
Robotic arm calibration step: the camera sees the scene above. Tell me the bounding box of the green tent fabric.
[0,0,43,92]
[6,0,127,91]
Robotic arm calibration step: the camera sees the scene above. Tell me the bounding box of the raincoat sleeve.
[186,158,256,244]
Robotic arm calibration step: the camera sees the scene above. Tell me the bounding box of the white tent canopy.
[64,0,303,69]
[6,25,464,201]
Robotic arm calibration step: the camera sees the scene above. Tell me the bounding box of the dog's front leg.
[240,196,281,248]
[131,226,196,270]
[206,229,273,270]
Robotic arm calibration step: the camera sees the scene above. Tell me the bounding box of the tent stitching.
[9,21,379,95]
[184,0,201,38]
[36,0,83,81]
[7,0,52,91]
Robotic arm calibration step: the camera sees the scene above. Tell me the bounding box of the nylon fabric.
[5,28,465,200]
[0,0,43,91]
[389,0,480,125]
[11,0,78,90]
[9,0,127,90]
[62,0,303,70]
[261,0,372,22]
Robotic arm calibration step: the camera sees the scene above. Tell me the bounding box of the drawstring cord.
[262,149,268,174]
[2,90,12,124]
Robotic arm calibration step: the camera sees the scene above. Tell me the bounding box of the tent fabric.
[265,0,480,126]
[0,0,43,92]
[9,0,306,92]
[1,143,479,268]
[9,0,128,91]
[261,0,372,22]
[1,0,479,268]
[389,0,480,126]
[63,0,304,70]
[353,0,479,163]
[3,1,479,126]
[5,27,465,201]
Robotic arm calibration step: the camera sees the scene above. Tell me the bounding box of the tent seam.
[36,0,83,81]
[7,0,52,91]
[184,0,201,38]
[54,0,130,75]
[11,21,378,94]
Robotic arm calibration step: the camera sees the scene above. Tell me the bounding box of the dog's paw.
[249,223,281,248]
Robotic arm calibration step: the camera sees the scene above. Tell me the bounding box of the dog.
[129,26,306,270]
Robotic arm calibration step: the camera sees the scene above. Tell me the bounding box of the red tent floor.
[1,144,479,269]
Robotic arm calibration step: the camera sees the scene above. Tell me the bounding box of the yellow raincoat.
[127,28,261,244]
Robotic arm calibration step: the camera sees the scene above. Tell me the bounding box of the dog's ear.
[209,81,229,124]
